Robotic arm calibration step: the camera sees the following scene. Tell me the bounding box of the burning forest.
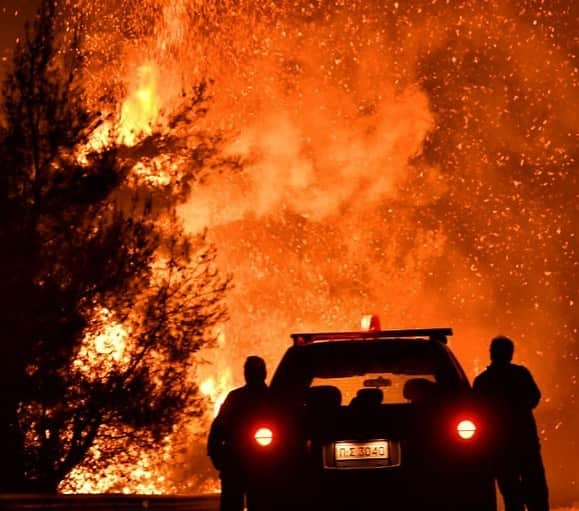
[0,0,577,506]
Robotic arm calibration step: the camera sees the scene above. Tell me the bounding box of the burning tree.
[0,0,229,492]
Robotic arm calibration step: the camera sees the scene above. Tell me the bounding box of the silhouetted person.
[208,356,269,511]
[473,336,549,511]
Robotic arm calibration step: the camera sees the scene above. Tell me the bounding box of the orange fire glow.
[73,308,131,376]
[32,0,578,501]
[118,64,160,146]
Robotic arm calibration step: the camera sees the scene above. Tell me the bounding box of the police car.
[243,317,496,511]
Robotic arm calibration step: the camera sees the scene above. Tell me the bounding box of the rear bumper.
[249,465,496,511]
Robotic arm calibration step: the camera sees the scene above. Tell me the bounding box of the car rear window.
[271,340,467,399]
[311,373,436,405]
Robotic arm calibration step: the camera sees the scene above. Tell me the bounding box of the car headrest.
[350,387,384,407]
[306,385,342,408]
[403,378,438,403]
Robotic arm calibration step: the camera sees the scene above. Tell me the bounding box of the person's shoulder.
[509,363,534,378]
[510,363,531,374]
[227,386,247,398]
[473,368,491,387]
[474,366,491,380]
[221,385,246,404]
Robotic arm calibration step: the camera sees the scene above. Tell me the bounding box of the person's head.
[490,336,514,365]
[244,356,266,386]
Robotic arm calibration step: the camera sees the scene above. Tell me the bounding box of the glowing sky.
[0,0,576,503]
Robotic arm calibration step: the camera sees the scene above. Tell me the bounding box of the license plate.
[335,440,389,461]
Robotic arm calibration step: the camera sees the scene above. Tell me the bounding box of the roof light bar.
[291,328,453,345]
[361,314,381,331]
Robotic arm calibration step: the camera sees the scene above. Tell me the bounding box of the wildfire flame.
[198,327,233,419]
[118,64,160,146]
[9,0,573,499]
[74,308,131,375]
[199,372,232,419]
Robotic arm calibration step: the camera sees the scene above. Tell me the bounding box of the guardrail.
[0,494,220,511]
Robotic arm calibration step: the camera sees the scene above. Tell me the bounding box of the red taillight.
[254,427,273,447]
[456,419,477,440]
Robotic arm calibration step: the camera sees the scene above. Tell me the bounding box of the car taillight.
[456,419,477,440]
[254,427,273,446]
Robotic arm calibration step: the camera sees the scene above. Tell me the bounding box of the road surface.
[1,493,577,510]
[0,494,220,511]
